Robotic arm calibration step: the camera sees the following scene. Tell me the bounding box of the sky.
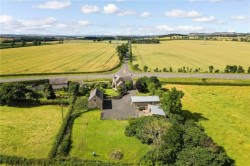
[0,0,250,36]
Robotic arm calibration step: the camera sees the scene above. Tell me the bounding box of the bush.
[110,150,123,160]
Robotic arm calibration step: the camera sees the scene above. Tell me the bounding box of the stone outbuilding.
[112,74,133,90]
[88,88,103,110]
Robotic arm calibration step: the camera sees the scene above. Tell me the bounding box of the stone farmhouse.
[112,74,133,90]
[88,88,103,110]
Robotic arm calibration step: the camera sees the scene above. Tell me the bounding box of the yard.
[165,84,250,166]
[132,40,250,72]
[0,42,120,75]
[70,110,150,164]
[0,105,67,158]
[105,88,119,97]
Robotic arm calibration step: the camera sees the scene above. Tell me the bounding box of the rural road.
[0,58,250,83]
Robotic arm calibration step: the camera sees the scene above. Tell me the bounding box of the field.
[0,42,120,75]
[132,40,250,72]
[165,84,250,166]
[0,105,67,158]
[70,110,150,164]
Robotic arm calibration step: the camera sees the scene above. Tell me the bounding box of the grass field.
[165,84,250,166]
[0,42,120,75]
[132,40,250,72]
[70,110,150,164]
[0,105,67,158]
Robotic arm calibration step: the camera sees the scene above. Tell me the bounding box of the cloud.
[165,9,202,18]
[117,10,136,16]
[193,16,216,22]
[78,20,91,27]
[209,0,224,2]
[81,5,99,14]
[231,15,250,21]
[34,0,71,9]
[103,4,120,14]
[188,0,203,2]
[155,24,205,32]
[0,15,14,24]
[140,12,151,17]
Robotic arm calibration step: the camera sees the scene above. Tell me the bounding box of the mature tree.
[143,65,149,72]
[209,66,214,73]
[163,68,168,72]
[79,85,90,96]
[44,84,56,99]
[237,65,245,73]
[0,83,28,104]
[33,40,38,46]
[133,64,140,71]
[148,76,161,89]
[169,67,173,72]
[125,81,133,90]
[148,82,157,95]
[10,40,15,48]
[161,88,184,115]
[248,67,250,73]
[68,82,80,95]
[21,40,26,47]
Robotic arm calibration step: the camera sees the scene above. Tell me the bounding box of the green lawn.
[105,89,119,97]
[0,105,67,158]
[70,110,151,164]
[165,84,250,166]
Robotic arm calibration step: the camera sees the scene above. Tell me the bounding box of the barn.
[88,88,103,110]
[131,96,160,107]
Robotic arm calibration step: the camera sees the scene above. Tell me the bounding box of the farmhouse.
[88,88,103,110]
[112,74,133,90]
[131,96,160,107]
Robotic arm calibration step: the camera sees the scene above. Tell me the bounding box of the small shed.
[148,105,166,116]
[131,96,160,107]
[88,88,103,110]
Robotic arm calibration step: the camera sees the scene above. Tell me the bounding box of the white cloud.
[140,12,151,17]
[155,24,205,33]
[231,15,250,21]
[188,0,203,2]
[193,16,216,22]
[117,10,136,16]
[103,4,120,14]
[78,20,91,27]
[81,5,99,14]
[165,9,202,18]
[0,15,14,24]
[34,0,71,9]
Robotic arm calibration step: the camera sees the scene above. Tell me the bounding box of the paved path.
[0,57,250,82]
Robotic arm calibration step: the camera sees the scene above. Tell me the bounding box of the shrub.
[110,150,123,160]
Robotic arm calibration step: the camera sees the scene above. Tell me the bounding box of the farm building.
[49,78,68,89]
[88,88,103,110]
[112,74,133,90]
[131,96,160,107]
[148,105,166,116]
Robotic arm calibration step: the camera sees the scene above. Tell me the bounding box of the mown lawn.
[70,110,151,164]
[132,40,250,72]
[0,42,119,75]
[0,105,67,158]
[105,89,119,97]
[165,84,250,166]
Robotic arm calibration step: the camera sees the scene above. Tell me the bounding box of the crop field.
[165,84,250,166]
[70,110,150,163]
[132,40,250,72]
[0,105,67,158]
[0,42,119,75]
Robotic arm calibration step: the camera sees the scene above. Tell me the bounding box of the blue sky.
[0,0,249,35]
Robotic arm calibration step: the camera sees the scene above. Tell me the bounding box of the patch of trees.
[131,39,160,44]
[83,36,115,41]
[116,44,129,61]
[125,87,234,165]
[224,65,246,73]
[135,76,165,96]
[0,83,38,105]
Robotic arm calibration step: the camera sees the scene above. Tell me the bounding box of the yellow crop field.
[0,42,120,75]
[165,84,250,166]
[132,40,250,72]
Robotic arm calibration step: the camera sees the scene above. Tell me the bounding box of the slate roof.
[89,88,103,100]
[131,96,160,103]
[148,105,166,116]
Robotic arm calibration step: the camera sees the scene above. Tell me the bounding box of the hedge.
[0,155,129,166]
